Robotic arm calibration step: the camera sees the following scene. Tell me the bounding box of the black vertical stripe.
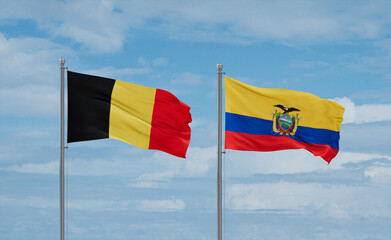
[67,71,115,143]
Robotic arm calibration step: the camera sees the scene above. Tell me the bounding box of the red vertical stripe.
[149,89,192,158]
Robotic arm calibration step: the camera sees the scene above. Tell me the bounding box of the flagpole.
[217,63,223,240]
[59,58,65,240]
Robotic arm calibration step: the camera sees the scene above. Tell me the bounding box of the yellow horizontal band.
[225,76,345,131]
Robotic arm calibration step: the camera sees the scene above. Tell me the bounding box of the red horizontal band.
[225,131,338,163]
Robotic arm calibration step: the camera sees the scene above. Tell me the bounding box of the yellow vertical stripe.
[109,80,156,149]
[225,76,345,131]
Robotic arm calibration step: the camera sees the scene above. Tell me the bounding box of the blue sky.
[1,0,391,239]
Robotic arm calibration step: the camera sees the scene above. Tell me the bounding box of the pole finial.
[217,63,223,71]
[59,58,65,66]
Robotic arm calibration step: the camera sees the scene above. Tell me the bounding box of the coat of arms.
[272,104,301,136]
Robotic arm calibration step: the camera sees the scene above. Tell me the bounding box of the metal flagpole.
[59,58,65,240]
[217,63,223,240]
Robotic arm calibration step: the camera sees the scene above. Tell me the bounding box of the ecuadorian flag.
[67,71,192,158]
[225,76,345,163]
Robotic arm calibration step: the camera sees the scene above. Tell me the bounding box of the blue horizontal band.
[225,112,340,150]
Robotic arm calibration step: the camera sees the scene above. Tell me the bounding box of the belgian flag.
[67,71,192,158]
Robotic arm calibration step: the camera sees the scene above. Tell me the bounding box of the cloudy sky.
[1,0,391,239]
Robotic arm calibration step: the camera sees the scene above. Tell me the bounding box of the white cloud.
[15,130,52,139]
[0,33,68,87]
[112,145,214,188]
[331,97,391,124]
[0,33,72,117]
[230,223,378,240]
[134,57,168,67]
[53,23,125,53]
[3,0,390,52]
[223,151,391,219]
[137,57,147,66]
[1,157,137,176]
[289,60,330,69]
[118,0,391,44]
[225,149,325,176]
[59,1,128,52]
[0,195,57,209]
[4,145,390,180]
[0,85,58,117]
[83,67,152,81]
[137,198,185,212]
[2,160,58,175]
[225,150,391,176]
[331,97,356,123]
[226,181,391,218]
[68,199,131,211]
[63,157,150,176]
[71,198,185,212]
[0,1,128,53]
[131,171,175,188]
[230,224,291,240]
[1,145,216,179]
[349,89,391,103]
[131,146,216,187]
[171,72,203,85]
[180,146,216,177]
[153,57,168,66]
[331,152,391,170]
[165,88,192,97]
[0,195,185,212]
[365,166,391,183]
[355,104,391,123]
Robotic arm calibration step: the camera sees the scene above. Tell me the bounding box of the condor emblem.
[272,104,301,136]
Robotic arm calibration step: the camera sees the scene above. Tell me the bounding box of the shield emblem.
[277,114,293,131]
[272,105,300,136]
